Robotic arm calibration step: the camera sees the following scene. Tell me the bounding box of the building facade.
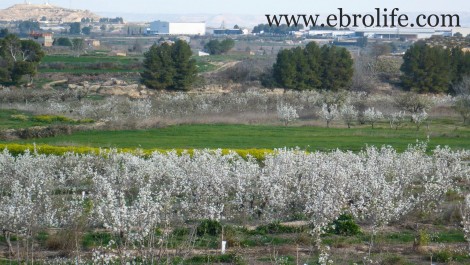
[148,21,205,35]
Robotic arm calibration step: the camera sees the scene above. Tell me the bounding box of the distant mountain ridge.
[0,3,100,22]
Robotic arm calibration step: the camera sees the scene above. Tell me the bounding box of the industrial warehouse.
[146,20,206,35]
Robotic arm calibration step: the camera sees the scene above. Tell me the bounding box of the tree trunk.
[3,229,15,257]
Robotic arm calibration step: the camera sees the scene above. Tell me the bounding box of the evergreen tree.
[273,49,296,89]
[303,42,322,89]
[69,22,81,35]
[171,40,197,90]
[450,47,470,87]
[271,43,352,91]
[400,42,452,93]
[141,40,197,91]
[0,34,44,85]
[204,38,235,55]
[54,37,72,46]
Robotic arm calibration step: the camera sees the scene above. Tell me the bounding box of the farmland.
[0,33,470,264]
[0,91,469,263]
[4,123,470,152]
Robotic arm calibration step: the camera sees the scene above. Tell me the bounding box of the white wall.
[169,23,205,35]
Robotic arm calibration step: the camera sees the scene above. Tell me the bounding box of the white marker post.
[221,241,227,254]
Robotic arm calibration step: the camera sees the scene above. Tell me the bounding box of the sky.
[0,0,469,14]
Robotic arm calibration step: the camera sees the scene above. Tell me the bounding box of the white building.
[148,21,205,35]
[353,28,452,40]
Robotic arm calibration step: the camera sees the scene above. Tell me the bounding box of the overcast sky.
[0,0,469,14]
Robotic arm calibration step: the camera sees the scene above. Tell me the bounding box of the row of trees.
[68,22,92,35]
[271,42,353,91]
[401,41,470,93]
[0,146,467,263]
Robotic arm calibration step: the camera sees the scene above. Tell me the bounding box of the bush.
[82,232,112,249]
[196,219,222,236]
[171,227,190,236]
[10,114,29,121]
[32,115,74,123]
[45,230,78,256]
[433,248,453,262]
[382,254,411,265]
[254,221,301,235]
[187,253,239,263]
[327,214,361,236]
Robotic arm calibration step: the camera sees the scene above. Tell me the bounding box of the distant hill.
[0,3,100,22]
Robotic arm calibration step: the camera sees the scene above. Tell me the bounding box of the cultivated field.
[0,36,470,264]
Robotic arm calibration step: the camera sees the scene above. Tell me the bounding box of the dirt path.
[207,61,241,74]
[43,79,68,89]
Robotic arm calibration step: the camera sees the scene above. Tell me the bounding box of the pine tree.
[141,40,197,91]
[303,42,322,89]
[171,40,197,91]
[273,49,296,89]
[271,44,352,91]
[400,42,469,94]
[320,45,353,91]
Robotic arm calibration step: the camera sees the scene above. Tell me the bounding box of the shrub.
[433,248,453,262]
[382,254,410,265]
[10,114,29,121]
[328,214,361,236]
[187,253,239,263]
[171,227,190,236]
[45,230,78,256]
[254,221,301,235]
[82,232,113,249]
[32,115,74,123]
[196,219,222,236]
[415,229,431,247]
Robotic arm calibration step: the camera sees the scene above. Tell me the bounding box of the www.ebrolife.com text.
[265,8,460,28]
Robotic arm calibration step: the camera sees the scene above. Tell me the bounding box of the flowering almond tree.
[0,145,468,263]
[340,104,358,128]
[277,104,299,126]
[364,107,383,128]
[320,103,338,128]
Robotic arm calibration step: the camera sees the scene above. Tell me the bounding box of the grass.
[0,110,92,130]
[41,54,141,64]
[5,124,470,152]
[39,68,139,74]
[0,110,64,129]
[40,55,220,74]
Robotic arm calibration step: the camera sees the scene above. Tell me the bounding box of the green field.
[6,124,470,152]
[39,54,217,74]
[0,109,89,129]
[41,54,141,64]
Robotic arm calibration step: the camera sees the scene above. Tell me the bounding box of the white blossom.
[320,103,338,128]
[411,110,428,130]
[277,103,299,126]
[340,104,358,128]
[364,107,383,128]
